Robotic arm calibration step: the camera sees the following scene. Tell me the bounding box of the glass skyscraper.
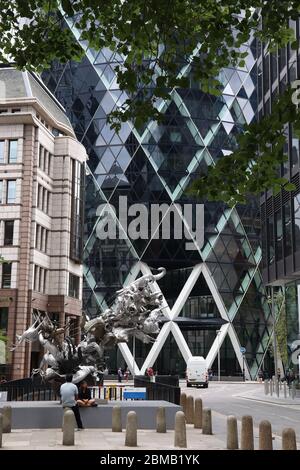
[42,20,273,379]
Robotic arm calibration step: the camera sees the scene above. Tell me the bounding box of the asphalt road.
[180,382,300,447]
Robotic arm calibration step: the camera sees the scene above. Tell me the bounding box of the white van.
[186,356,208,388]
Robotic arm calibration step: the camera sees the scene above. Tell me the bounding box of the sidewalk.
[234,385,300,407]
[1,426,225,450]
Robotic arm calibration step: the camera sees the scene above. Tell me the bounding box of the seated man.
[77,381,97,407]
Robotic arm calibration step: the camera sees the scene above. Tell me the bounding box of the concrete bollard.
[227,415,238,450]
[174,411,187,448]
[125,411,137,447]
[241,415,254,450]
[186,396,194,424]
[202,408,212,435]
[264,380,269,395]
[259,420,273,450]
[275,380,279,397]
[156,406,166,433]
[194,398,203,429]
[62,409,75,446]
[282,428,297,450]
[270,380,273,396]
[180,393,187,415]
[112,405,122,432]
[2,406,11,433]
[0,413,2,448]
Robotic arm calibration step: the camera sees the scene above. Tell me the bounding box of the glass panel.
[267,217,275,264]
[263,53,270,93]
[69,273,80,298]
[284,200,292,256]
[8,140,17,163]
[294,194,300,252]
[279,47,287,72]
[270,51,278,84]
[2,263,12,288]
[6,180,16,203]
[275,210,283,260]
[4,220,14,245]
[291,124,299,169]
[0,141,4,163]
[70,160,84,261]
[0,307,8,335]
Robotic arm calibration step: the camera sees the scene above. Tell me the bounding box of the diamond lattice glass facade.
[42,21,273,379]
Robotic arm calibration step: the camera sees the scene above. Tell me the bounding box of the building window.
[68,273,80,298]
[267,217,275,264]
[2,263,12,288]
[6,180,16,203]
[0,141,4,163]
[0,180,2,204]
[70,160,84,261]
[43,270,47,293]
[4,220,14,245]
[294,194,300,252]
[34,265,39,291]
[275,211,283,260]
[8,140,18,163]
[35,224,40,249]
[284,200,293,256]
[0,307,8,335]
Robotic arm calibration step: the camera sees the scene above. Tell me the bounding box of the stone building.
[0,66,87,380]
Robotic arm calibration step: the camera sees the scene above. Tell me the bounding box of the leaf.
[284,182,296,191]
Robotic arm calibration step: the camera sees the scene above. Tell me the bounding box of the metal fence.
[0,377,180,404]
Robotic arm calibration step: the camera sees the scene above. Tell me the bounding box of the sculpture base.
[0,400,181,429]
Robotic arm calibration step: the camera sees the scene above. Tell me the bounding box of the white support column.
[170,264,202,320]
[227,325,251,380]
[170,322,192,363]
[117,343,141,375]
[201,264,229,321]
[140,322,172,374]
[205,323,229,368]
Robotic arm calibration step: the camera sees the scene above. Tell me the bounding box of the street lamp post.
[216,329,221,381]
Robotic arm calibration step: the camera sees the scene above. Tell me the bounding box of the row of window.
[37,184,51,214]
[38,145,52,175]
[262,194,300,266]
[1,261,81,299]
[35,224,49,253]
[0,140,18,164]
[0,180,16,204]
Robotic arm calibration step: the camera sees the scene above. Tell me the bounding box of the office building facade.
[259,18,300,368]
[42,23,272,379]
[0,67,87,380]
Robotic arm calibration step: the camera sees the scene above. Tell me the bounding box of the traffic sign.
[240,347,246,354]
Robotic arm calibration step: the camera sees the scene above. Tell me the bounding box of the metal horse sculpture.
[12,267,166,385]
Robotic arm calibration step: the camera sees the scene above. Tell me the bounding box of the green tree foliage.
[1,1,300,203]
[268,292,288,367]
